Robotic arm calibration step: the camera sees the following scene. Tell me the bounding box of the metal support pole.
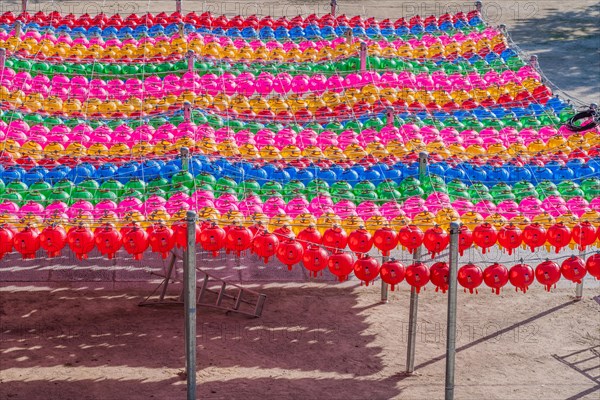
[330,0,337,16]
[184,210,197,400]
[381,255,389,303]
[184,102,191,123]
[22,0,28,13]
[178,22,185,38]
[575,248,584,301]
[405,151,428,374]
[176,0,182,13]
[445,222,460,400]
[345,29,353,43]
[187,50,195,74]
[386,107,395,127]
[14,21,22,38]
[359,41,367,73]
[181,146,190,171]
[475,0,482,12]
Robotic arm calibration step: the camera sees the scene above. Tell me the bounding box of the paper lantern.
[276,238,304,270]
[472,223,497,254]
[483,263,509,295]
[373,227,399,256]
[535,260,561,292]
[572,222,597,251]
[497,224,522,255]
[13,226,40,260]
[122,224,149,260]
[547,222,571,253]
[322,226,348,250]
[430,261,449,293]
[458,225,473,256]
[347,228,373,257]
[94,223,122,259]
[405,262,430,293]
[253,231,280,264]
[353,255,381,286]
[297,226,322,249]
[0,224,15,259]
[585,254,600,280]
[67,226,95,260]
[522,223,546,252]
[457,263,483,294]
[508,263,534,293]
[148,224,176,259]
[39,225,67,258]
[225,225,253,256]
[328,250,355,282]
[199,223,226,257]
[561,256,586,284]
[173,220,202,249]
[380,259,406,290]
[423,226,449,258]
[302,244,329,277]
[398,224,424,254]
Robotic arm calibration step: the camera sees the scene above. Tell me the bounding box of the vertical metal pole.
[15,21,22,38]
[176,0,182,13]
[181,147,190,171]
[475,0,482,12]
[529,55,539,69]
[22,0,28,13]
[359,41,367,73]
[330,0,337,16]
[381,255,389,303]
[184,102,191,123]
[345,29,353,43]
[0,49,5,72]
[187,50,195,74]
[445,222,460,400]
[406,151,428,374]
[184,210,197,400]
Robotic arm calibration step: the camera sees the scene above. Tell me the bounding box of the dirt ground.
[0,1,599,400]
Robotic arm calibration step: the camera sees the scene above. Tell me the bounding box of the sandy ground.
[1,283,599,400]
[0,1,599,399]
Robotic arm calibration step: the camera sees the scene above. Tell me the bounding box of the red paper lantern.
[458,263,484,294]
[13,226,40,260]
[380,259,405,290]
[585,254,600,280]
[322,226,348,250]
[273,225,293,239]
[572,222,597,251]
[458,225,473,256]
[373,227,399,256]
[199,223,226,257]
[535,260,561,292]
[297,226,322,249]
[423,226,449,258]
[547,222,571,253]
[252,231,280,264]
[497,224,522,255]
[398,225,423,254]
[509,263,534,293]
[483,263,509,295]
[347,228,373,257]
[122,224,149,260]
[429,261,449,293]
[0,224,15,259]
[327,250,355,282]
[94,224,122,259]
[225,225,253,256]
[39,225,67,258]
[522,223,547,252]
[148,224,176,259]
[405,262,430,293]
[276,238,304,270]
[561,256,587,284]
[353,255,380,286]
[67,226,95,260]
[302,244,329,277]
[472,223,497,254]
[173,220,201,249]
